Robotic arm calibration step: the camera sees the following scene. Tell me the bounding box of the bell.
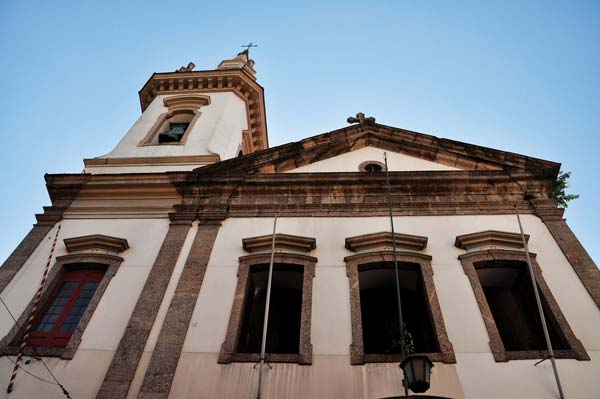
[158,122,189,143]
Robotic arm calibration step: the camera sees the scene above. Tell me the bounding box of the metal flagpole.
[383,153,409,396]
[515,206,565,399]
[256,213,278,399]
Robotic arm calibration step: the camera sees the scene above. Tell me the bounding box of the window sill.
[1,345,74,360]
[218,352,311,365]
[355,351,455,365]
[496,349,589,362]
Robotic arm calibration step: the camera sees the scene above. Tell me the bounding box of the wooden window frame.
[346,251,455,365]
[28,268,104,347]
[0,254,123,359]
[459,249,589,362]
[219,253,316,365]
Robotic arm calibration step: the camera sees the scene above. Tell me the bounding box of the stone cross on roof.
[347,112,376,124]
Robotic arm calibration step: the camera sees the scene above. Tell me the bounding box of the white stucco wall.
[170,215,600,399]
[0,217,173,399]
[1,215,599,398]
[284,146,461,173]
[84,92,248,174]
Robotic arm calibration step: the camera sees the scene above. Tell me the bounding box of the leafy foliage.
[552,171,579,208]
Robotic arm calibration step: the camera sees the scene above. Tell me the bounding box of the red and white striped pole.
[7,223,61,394]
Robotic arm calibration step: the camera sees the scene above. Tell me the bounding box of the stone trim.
[458,249,589,361]
[0,224,57,296]
[532,203,600,311]
[242,233,316,254]
[83,154,220,167]
[345,232,428,252]
[162,94,211,110]
[0,253,123,359]
[138,221,221,399]
[63,234,129,254]
[218,253,316,365]
[345,251,455,365]
[138,94,210,147]
[96,221,192,399]
[138,69,268,151]
[138,109,202,147]
[454,230,528,251]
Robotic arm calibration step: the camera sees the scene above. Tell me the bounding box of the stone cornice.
[63,234,129,254]
[84,154,220,167]
[188,124,560,178]
[242,233,316,254]
[138,68,268,152]
[345,232,428,252]
[455,230,529,251]
[44,170,559,219]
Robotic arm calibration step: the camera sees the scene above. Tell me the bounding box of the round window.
[359,161,385,173]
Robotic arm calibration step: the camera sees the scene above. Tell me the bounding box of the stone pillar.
[532,199,600,310]
[138,219,221,399]
[96,217,193,399]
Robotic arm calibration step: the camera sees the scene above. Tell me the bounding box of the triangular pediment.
[284,146,461,173]
[190,123,559,177]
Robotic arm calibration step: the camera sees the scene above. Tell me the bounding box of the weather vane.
[241,42,258,55]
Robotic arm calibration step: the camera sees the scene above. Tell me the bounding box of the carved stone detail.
[63,234,129,254]
[455,230,528,251]
[345,231,427,253]
[242,233,316,254]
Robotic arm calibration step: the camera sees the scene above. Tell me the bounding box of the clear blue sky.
[0,1,598,265]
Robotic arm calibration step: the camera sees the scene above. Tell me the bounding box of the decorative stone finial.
[176,62,196,72]
[347,112,376,124]
[217,50,256,78]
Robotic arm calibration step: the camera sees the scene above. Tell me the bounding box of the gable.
[284,146,461,173]
[190,122,559,178]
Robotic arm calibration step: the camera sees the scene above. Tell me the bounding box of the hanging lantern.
[400,354,434,393]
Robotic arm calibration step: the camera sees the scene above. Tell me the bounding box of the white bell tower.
[84,50,268,174]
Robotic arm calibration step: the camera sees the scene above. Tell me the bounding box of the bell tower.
[84,50,268,174]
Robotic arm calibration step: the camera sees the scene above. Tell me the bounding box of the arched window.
[139,94,210,146]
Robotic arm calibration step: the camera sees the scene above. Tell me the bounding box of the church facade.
[0,51,599,399]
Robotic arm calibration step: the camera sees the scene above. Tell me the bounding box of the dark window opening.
[362,162,383,173]
[476,261,569,351]
[359,262,439,354]
[237,264,303,354]
[29,267,105,347]
[158,122,190,143]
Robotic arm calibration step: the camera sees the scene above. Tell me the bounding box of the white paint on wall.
[84,92,248,174]
[2,214,600,398]
[173,215,600,399]
[284,146,461,173]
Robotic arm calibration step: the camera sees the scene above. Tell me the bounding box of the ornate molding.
[138,68,268,152]
[162,94,210,110]
[345,232,427,253]
[63,234,129,254]
[242,233,316,254]
[455,230,528,251]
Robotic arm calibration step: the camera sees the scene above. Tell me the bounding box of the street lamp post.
[383,153,434,395]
